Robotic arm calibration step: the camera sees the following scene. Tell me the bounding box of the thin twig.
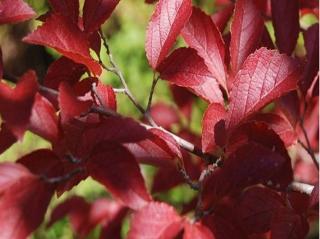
[41,168,84,184]
[177,161,200,190]
[299,118,319,170]
[146,73,159,112]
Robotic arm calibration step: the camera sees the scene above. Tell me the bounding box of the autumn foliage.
[0,0,318,238]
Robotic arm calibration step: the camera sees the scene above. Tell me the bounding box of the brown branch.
[146,73,159,112]
[299,117,319,170]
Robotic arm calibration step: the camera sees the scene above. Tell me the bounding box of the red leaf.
[181,7,227,90]
[300,23,319,94]
[202,103,227,153]
[17,149,63,178]
[88,143,151,210]
[271,0,300,55]
[29,93,59,143]
[146,0,192,69]
[0,163,53,239]
[44,57,86,90]
[211,3,234,32]
[128,202,183,239]
[271,208,309,239]
[83,0,120,33]
[170,85,194,120]
[149,102,179,129]
[0,124,17,155]
[227,48,300,129]
[48,0,79,24]
[183,222,214,239]
[236,187,285,234]
[93,82,117,111]
[276,91,300,127]
[126,128,181,168]
[246,113,297,147]
[58,82,92,124]
[48,196,126,239]
[159,47,224,104]
[0,0,36,24]
[202,142,287,209]
[0,70,38,138]
[23,14,102,75]
[230,0,264,74]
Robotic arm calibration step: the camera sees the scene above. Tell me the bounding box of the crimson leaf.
[227,48,300,129]
[88,143,151,210]
[146,0,192,69]
[0,70,38,138]
[0,0,36,24]
[230,0,264,74]
[183,222,215,239]
[271,0,300,55]
[128,202,182,239]
[83,0,120,33]
[48,0,79,24]
[181,7,227,90]
[23,13,102,75]
[159,47,224,104]
[0,163,53,239]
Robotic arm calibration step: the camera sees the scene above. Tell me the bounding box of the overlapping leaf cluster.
[0,0,318,238]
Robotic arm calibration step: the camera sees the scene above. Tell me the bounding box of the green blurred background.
[0,0,318,238]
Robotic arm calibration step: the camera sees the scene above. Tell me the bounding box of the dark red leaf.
[146,0,192,69]
[48,0,79,24]
[29,93,59,143]
[44,57,86,90]
[0,163,53,239]
[170,85,194,120]
[271,207,309,239]
[0,0,36,24]
[202,103,227,153]
[236,187,285,234]
[271,0,300,55]
[83,0,120,33]
[0,70,38,138]
[309,182,319,208]
[88,31,102,55]
[128,202,183,239]
[0,123,17,155]
[183,222,214,239]
[181,7,227,90]
[227,48,300,129]
[246,113,297,147]
[230,0,264,74]
[300,23,319,94]
[149,102,179,129]
[58,82,92,124]
[276,91,300,127]
[93,82,117,111]
[159,47,224,104]
[211,3,234,32]
[202,142,288,209]
[23,14,102,75]
[260,26,275,50]
[88,143,151,210]
[17,149,63,178]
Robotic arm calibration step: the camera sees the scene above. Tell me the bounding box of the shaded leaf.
[271,0,299,55]
[93,82,117,111]
[159,47,224,104]
[0,70,38,138]
[88,143,151,210]
[202,103,227,153]
[48,0,79,24]
[149,102,179,129]
[0,123,17,155]
[0,163,53,239]
[211,3,234,32]
[83,0,120,33]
